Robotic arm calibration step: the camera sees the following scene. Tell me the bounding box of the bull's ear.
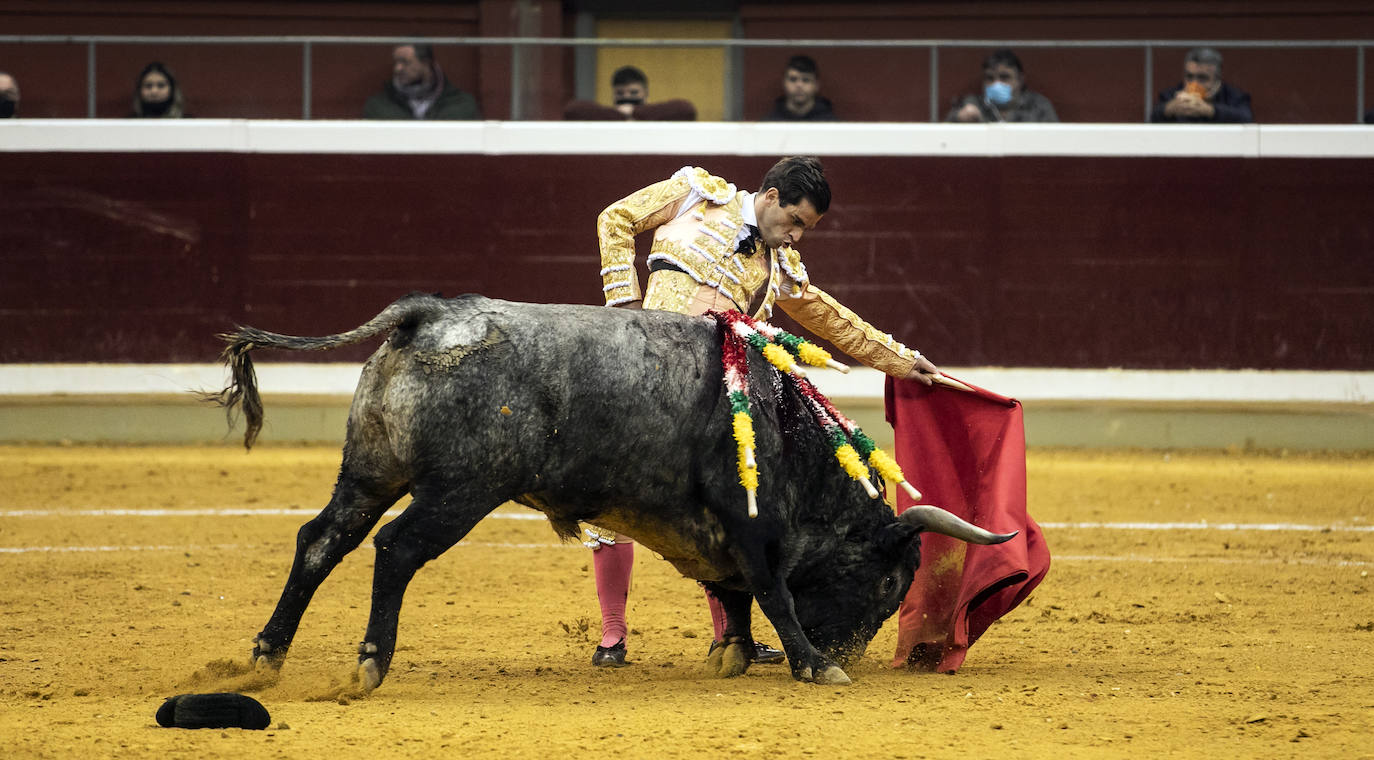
[877,521,920,558]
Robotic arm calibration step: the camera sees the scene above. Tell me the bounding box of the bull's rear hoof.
[705,640,749,678]
[155,692,271,730]
[814,665,852,686]
[358,658,383,692]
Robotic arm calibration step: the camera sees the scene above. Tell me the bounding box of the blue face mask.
[984,81,1014,106]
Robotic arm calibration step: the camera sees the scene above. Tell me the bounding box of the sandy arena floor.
[1,444,1372,759]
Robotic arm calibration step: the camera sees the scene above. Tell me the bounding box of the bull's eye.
[879,574,897,596]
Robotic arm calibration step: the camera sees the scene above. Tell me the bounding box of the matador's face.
[756,187,822,250]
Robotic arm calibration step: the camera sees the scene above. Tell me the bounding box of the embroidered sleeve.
[777,282,920,378]
[596,175,692,306]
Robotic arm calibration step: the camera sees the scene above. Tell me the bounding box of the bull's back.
[361,297,731,501]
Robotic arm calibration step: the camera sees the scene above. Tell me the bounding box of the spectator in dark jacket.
[363,43,480,120]
[563,65,696,121]
[1151,47,1253,123]
[760,55,836,122]
[0,71,18,118]
[946,49,1057,123]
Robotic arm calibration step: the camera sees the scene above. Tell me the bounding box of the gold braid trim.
[777,284,920,377]
[596,176,692,306]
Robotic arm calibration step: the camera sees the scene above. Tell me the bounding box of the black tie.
[735,224,761,257]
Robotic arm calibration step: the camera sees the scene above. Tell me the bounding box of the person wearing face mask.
[563,65,696,121]
[587,157,942,671]
[0,72,19,118]
[129,62,186,118]
[1150,47,1253,123]
[945,49,1058,123]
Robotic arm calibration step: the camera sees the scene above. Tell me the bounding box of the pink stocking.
[703,586,728,641]
[593,541,633,648]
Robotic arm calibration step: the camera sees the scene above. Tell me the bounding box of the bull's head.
[790,505,1016,665]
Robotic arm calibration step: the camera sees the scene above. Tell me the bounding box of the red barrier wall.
[4,151,1371,369]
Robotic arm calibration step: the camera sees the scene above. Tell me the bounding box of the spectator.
[1150,47,1253,123]
[760,55,836,122]
[0,71,18,118]
[946,49,1057,123]
[130,61,186,118]
[563,65,696,121]
[363,43,480,120]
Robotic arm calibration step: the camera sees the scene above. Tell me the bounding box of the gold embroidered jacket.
[597,166,921,377]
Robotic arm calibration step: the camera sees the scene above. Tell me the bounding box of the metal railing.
[2,35,1369,122]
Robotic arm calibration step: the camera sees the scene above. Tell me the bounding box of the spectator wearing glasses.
[946,49,1058,123]
[1151,47,1253,123]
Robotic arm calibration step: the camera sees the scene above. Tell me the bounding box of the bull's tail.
[201,293,445,449]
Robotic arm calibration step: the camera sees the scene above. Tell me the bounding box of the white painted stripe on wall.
[2,364,1371,405]
[3,120,1373,159]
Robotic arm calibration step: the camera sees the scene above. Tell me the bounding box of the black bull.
[207,293,1014,687]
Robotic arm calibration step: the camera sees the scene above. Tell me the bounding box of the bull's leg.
[253,474,406,671]
[701,584,755,678]
[356,489,496,692]
[729,544,851,686]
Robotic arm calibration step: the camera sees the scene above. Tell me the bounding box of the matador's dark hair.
[759,156,831,215]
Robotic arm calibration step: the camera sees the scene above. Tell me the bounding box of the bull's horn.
[899,504,1017,545]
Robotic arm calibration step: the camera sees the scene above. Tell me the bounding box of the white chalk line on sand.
[1041,521,1373,533]
[0,541,561,554]
[3,508,1371,534]
[0,507,540,518]
[2,509,1370,564]
[1,543,1368,567]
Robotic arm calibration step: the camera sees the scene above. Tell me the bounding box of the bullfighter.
[587,156,941,669]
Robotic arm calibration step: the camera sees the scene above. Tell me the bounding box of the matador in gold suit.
[586,157,940,670]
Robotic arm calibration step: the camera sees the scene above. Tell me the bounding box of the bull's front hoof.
[357,658,383,693]
[813,665,852,686]
[705,640,750,678]
[793,655,851,685]
[251,636,285,672]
